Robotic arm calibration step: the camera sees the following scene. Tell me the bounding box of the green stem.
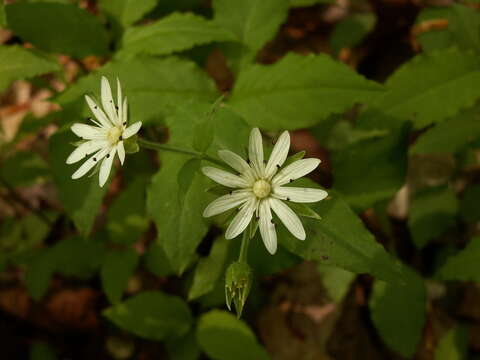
[238,229,250,263]
[137,138,224,166]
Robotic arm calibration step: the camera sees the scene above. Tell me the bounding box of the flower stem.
[137,138,223,166]
[238,229,250,263]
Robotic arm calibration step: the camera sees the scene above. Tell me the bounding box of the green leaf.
[437,237,480,282]
[99,0,157,27]
[317,264,355,303]
[144,243,174,277]
[435,326,468,360]
[0,151,49,186]
[0,45,59,92]
[30,342,57,360]
[189,237,230,300]
[330,14,375,55]
[6,2,109,57]
[106,177,148,244]
[333,125,408,210]
[25,250,56,301]
[460,184,480,223]
[279,186,403,283]
[147,153,210,274]
[408,186,458,249]
[359,48,480,130]
[287,202,322,220]
[50,236,105,278]
[0,1,6,28]
[411,106,480,154]
[101,248,139,304]
[213,0,289,57]
[370,266,426,357]
[56,56,218,125]
[49,129,108,235]
[450,4,480,52]
[104,291,193,340]
[120,12,235,58]
[229,53,384,130]
[177,159,201,206]
[192,96,224,153]
[197,310,270,360]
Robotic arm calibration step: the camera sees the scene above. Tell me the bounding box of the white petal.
[218,150,255,183]
[66,140,108,164]
[99,147,116,187]
[122,97,128,126]
[273,186,328,203]
[85,95,111,127]
[265,131,290,179]
[71,123,106,140]
[122,121,141,139]
[259,199,277,254]
[71,147,110,180]
[272,158,321,186]
[203,191,251,217]
[248,128,264,178]
[101,76,117,124]
[225,198,257,239]
[116,78,123,126]
[202,167,249,188]
[117,141,125,165]
[269,198,306,240]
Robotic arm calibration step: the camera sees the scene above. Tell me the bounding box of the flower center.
[252,179,271,199]
[107,126,122,145]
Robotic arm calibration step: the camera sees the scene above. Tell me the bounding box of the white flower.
[202,128,328,255]
[66,76,142,187]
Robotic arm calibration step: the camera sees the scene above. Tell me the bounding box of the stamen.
[286,197,290,201]
[270,219,275,225]
[276,164,280,169]
[289,179,294,183]
[106,154,110,158]
[93,157,97,161]
[115,106,119,110]
[123,121,126,126]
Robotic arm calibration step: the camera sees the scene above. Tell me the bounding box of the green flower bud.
[225,261,253,318]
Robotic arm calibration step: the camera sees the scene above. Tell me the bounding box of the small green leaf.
[49,129,108,235]
[106,177,148,244]
[197,310,270,360]
[359,48,480,130]
[460,184,480,223]
[104,291,193,340]
[99,0,157,27]
[192,96,224,153]
[166,331,201,360]
[229,53,384,130]
[178,158,201,206]
[279,186,403,283]
[317,264,355,303]
[101,248,139,304]
[282,151,305,167]
[370,266,426,357]
[0,150,49,186]
[408,186,458,249]
[411,105,480,154]
[189,237,229,301]
[287,201,322,220]
[144,243,174,277]
[333,125,408,210]
[0,45,59,92]
[437,237,480,282]
[120,12,235,57]
[330,14,375,55]
[0,1,6,28]
[25,250,56,301]
[6,3,109,57]
[435,326,468,360]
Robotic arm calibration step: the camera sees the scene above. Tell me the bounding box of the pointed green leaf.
[99,0,157,27]
[6,2,109,57]
[435,326,468,360]
[437,237,480,282]
[120,12,236,57]
[104,291,193,340]
[370,266,426,357]
[229,53,385,130]
[101,248,139,304]
[0,45,59,91]
[197,310,270,360]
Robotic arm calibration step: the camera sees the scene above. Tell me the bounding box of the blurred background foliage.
[1,0,480,359]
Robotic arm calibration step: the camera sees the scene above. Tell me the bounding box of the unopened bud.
[225,261,253,318]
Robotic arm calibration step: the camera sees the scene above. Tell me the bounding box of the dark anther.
[247,159,251,164]
[93,157,97,161]
[110,100,113,103]
[115,106,119,110]
[229,191,233,195]
[256,216,260,220]
[321,255,329,261]
[289,179,294,183]
[106,154,110,158]
[270,219,275,225]
[276,164,280,169]
[119,135,123,140]
[123,121,127,125]
[286,197,290,201]
[94,106,98,109]
[87,117,92,121]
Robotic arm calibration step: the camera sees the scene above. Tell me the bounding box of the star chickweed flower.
[202,128,328,254]
[66,76,142,187]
